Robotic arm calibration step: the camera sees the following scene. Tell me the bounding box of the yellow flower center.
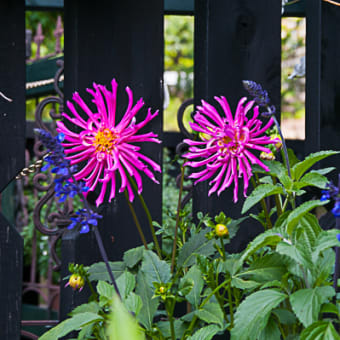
[93,128,118,153]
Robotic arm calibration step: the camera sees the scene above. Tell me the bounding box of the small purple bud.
[57,133,65,142]
[337,233,340,242]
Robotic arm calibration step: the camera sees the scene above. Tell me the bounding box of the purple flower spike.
[57,79,161,207]
[183,96,279,203]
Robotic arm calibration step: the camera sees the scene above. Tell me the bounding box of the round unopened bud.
[260,151,275,161]
[159,286,165,294]
[215,224,229,237]
[270,134,282,150]
[67,274,85,291]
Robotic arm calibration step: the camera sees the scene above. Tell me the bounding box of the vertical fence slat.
[305,0,322,157]
[320,1,340,177]
[194,0,281,251]
[61,0,163,321]
[0,1,25,339]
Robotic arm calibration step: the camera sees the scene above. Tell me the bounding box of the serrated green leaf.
[39,312,103,340]
[289,286,335,327]
[286,200,327,235]
[258,316,281,340]
[181,265,204,308]
[140,250,171,287]
[116,271,136,299]
[157,320,187,339]
[238,230,282,270]
[292,150,339,180]
[313,229,340,262]
[136,271,159,330]
[272,308,297,325]
[177,230,215,268]
[69,301,100,316]
[124,292,143,317]
[300,321,340,340]
[97,280,115,300]
[310,167,336,176]
[231,277,261,290]
[242,184,284,214]
[108,295,145,340]
[194,303,224,328]
[123,246,144,268]
[295,172,329,190]
[186,325,221,340]
[231,289,287,340]
[88,261,125,282]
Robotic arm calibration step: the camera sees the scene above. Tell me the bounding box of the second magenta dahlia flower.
[56,79,161,207]
[183,96,279,202]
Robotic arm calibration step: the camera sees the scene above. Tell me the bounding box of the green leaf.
[125,292,143,317]
[238,230,282,270]
[135,270,159,330]
[182,265,204,308]
[157,320,186,339]
[286,200,327,235]
[231,277,261,290]
[39,312,103,340]
[88,261,125,282]
[310,167,335,176]
[116,271,136,299]
[242,184,284,214]
[123,246,144,268]
[295,172,329,190]
[289,286,335,327]
[320,303,339,317]
[108,295,145,340]
[186,325,221,340]
[291,150,339,180]
[231,289,287,340]
[313,229,340,262]
[140,250,171,287]
[97,280,115,300]
[300,321,340,340]
[287,148,300,167]
[194,303,224,328]
[258,316,281,340]
[69,301,100,316]
[177,229,215,268]
[272,308,297,325]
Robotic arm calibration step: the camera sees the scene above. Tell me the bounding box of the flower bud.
[260,151,275,161]
[270,134,282,150]
[215,224,229,237]
[66,274,85,291]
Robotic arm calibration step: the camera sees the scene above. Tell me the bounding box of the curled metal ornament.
[177,98,194,139]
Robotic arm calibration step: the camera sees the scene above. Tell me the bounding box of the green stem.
[252,175,272,229]
[86,276,98,299]
[184,280,231,338]
[124,190,149,250]
[166,300,176,340]
[227,282,234,328]
[271,176,283,216]
[171,165,185,273]
[220,237,226,260]
[126,174,162,258]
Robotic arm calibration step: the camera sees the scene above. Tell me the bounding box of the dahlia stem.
[93,226,121,299]
[171,165,185,273]
[271,176,283,216]
[124,190,149,250]
[125,174,162,258]
[68,170,121,298]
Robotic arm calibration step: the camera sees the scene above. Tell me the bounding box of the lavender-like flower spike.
[242,80,271,107]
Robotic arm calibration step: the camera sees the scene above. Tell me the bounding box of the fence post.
[194,0,281,251]
[60,0,163,322]
[0,1,25,339]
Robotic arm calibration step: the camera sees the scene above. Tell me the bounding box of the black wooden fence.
[1,0,340,339]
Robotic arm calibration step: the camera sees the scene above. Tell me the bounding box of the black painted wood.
[194,0,281,252]
[0,2,25,339]
[320,1,340,181]
[305,0,322,158]
[61,0,163,321]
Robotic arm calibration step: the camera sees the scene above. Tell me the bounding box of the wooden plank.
[61,0,163,321]
[194,0,281,251]
[0,2,25,338]
[305,0,322,157]
[320,1,340,181]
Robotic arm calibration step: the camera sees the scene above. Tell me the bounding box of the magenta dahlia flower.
[183,97,279,203]
[56,79,161,207]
